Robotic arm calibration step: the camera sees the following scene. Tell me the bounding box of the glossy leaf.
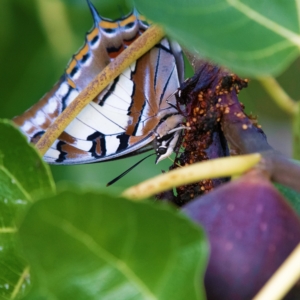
[19,190,208,300]
[0,119,55,299]
[134,0,300,76]
[276,183,300,217]
[0,120,55,198]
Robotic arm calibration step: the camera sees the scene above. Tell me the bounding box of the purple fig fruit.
[182,172,300,300]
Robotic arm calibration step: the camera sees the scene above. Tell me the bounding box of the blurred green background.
[0,0,296,191]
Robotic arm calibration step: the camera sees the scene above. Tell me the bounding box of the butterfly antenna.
[165,90,180,110]
[106,153,155,186]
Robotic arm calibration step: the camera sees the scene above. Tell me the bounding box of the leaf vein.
[43,212,157,300]
[227,0,300,47]
[0,227,17,233]
[10,266,30,299]
[296,0,300,32]
[0,166,32,202]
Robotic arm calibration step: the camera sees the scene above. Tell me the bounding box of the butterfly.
[13,0,184,165]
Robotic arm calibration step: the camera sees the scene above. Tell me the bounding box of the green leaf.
[0,234,30,300]
[276,183,300,217]
[134,0,300,77]
[293,102,300,160]
[0,120,55,199]
[0,119,55,299]
[19,190,208,300]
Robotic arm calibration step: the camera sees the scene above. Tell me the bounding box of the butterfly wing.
[13,1,183,164]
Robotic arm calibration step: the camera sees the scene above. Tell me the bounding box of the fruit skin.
[182,172,300,300]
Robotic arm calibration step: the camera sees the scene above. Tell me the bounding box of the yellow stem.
[36,25,165,156]
[253,243,300,300]
[259,76,298,116]
[122,153,261,200]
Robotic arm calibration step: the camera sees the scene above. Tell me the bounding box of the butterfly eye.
[157,147,167,155]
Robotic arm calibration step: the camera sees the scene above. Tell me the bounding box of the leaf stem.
[10,266,30,299]
[122,153,261,200]
[258,76,298,116]
[253,243,300,300]
[35,25,165,156]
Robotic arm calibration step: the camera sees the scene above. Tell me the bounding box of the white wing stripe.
[55,82,69,99]
[31,111,47,127]
[74,107,123,135]
[129,61,136,72]
[65,118,96,139]
[74,139,93,151]
[78,102,131,134]
[45,148,60,159]
[101,93,130,111]
[44,96,60,114]
[105,135,121,156]
[117,74,134,98]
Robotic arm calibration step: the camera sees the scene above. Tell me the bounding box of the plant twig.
[122,153,261,200]
[259,76,298,116]
[36,25,165,156]
[253,243,300,300]
[264,153,300,193]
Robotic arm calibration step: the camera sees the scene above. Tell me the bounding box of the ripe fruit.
[183,172,300,299]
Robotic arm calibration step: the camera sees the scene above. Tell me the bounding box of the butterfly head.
[155,130,181,164]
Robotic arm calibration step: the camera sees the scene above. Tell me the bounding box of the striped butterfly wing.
[13,0,184,164]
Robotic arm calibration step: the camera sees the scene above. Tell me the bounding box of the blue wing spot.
[90,35,99,45]
[124,22,135,30]
[70,66,79,77]
[81,53,90,63]
[103,28,117,34]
